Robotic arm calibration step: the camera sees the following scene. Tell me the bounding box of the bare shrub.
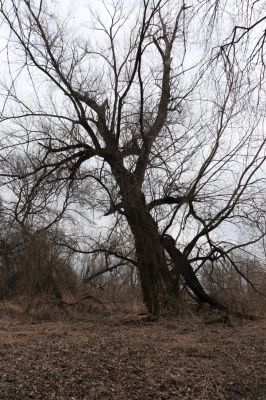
[0,228,79,312]
[201,257,266,316]
[80,254,143,314]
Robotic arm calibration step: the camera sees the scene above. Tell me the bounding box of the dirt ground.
[0,303,266,400]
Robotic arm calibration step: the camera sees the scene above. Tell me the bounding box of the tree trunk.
[122,196,178,314]
[128,210,178,315]
[161,235,227,311]
[111,167,179,315]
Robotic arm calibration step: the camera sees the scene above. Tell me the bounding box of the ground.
[0,304,266,400]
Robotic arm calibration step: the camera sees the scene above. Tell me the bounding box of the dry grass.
[0,302,266,400]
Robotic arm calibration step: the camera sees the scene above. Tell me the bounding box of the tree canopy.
[0,0,265,314]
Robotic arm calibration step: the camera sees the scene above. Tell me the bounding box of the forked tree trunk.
[124,198,227,314]
[113,164,227,314]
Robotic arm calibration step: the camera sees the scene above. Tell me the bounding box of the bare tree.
[0,0,265,315]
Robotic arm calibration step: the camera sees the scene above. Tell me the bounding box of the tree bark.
[120,197,177,311]
[161,235,227,311]
[126,206,178,315]
[110,165,179,315]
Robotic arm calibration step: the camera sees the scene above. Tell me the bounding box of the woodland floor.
[0,303,266,400]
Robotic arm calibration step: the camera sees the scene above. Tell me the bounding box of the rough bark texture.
[124,198,178,314]
[108,161,177,314]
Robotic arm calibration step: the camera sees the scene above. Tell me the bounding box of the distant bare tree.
[0,0,265,315]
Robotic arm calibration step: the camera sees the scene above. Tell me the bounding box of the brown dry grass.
[0,302,266,400]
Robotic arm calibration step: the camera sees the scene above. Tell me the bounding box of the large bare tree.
[0,0,265,314]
